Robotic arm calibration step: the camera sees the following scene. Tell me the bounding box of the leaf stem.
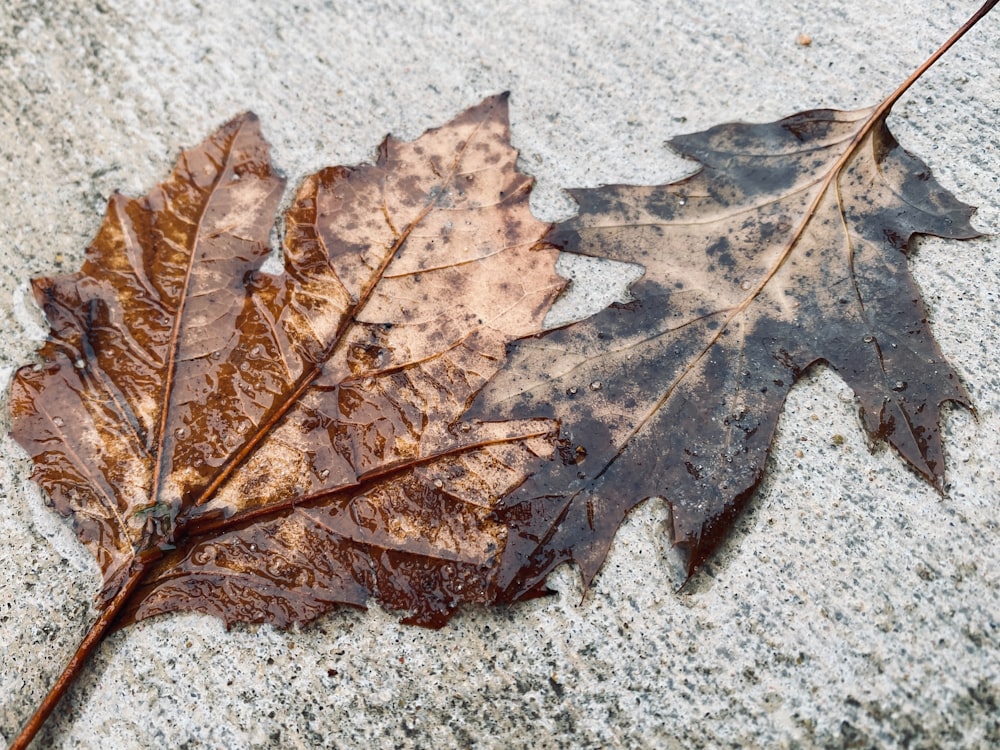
[8,561,149,750]
[876,0,998,116]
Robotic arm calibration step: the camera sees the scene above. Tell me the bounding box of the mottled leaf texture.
[10,95,565,629]
[473,100,981,599]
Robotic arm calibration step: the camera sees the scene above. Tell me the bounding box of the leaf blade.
[475,104,980,597]
[11,97,566,629]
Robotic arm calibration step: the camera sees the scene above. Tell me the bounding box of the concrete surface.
[1,0,998,747]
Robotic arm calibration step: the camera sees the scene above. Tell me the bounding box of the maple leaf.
[474,9,992,602]
[8,95,563,745]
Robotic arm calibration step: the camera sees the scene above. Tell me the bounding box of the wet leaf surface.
[472,103,980,600]
[10,95,565,628]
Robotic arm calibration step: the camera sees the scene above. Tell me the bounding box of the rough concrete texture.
[1,0,998,747]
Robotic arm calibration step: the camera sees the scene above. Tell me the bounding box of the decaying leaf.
[10,94,564,636]
[471,26,986,601]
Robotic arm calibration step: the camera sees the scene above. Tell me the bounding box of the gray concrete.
[1,1,998,747]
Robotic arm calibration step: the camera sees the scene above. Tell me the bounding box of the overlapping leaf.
[10,95,565,628]
[472,104,979,599]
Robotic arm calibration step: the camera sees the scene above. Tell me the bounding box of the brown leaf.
[10,95,565,629]
[474,79,981,600]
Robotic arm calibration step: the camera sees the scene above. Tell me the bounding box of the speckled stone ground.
[1,1,998,748]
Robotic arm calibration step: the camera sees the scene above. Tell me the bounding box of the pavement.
[0,1,998,747]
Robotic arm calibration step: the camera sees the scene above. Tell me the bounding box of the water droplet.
[459,423,472,433]
[567,386,578,396]
[248,543,258,552]
[589,381,602,391]
[863,335,874,343]
[740,280,752,291]
[73,359,86,369]
[175,427,186,438]
[892,381,907,392]
[678,198,687,205]
[211,351,222,360]
[250,345,263,358]
[239,362,249,372]
[319,468,330,479]
[433,478,444,489]
[52,417,64,427]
